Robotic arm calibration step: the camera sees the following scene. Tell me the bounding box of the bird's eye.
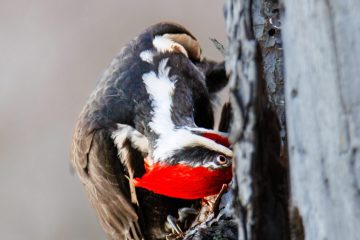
[216,155,228,165]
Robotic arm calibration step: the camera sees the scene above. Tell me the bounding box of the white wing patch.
[139,50,154,64]
[142,58,233,162]
[112,124,149,155]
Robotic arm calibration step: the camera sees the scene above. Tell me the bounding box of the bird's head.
[163,128,232,168]
[134,129,233,200]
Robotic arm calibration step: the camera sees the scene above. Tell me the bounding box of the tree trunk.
[225,0,290,239]
[189,1,360,239]
[282,1,360,239]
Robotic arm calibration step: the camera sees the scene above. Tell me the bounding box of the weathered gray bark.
[225,0,289,239]
[282,1,360,239]
[225,1,261,238]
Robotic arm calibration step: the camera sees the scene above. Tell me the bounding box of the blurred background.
[0,1,226,239]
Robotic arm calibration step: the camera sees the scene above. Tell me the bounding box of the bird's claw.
[166,215,183,235]
[165,207,198,239]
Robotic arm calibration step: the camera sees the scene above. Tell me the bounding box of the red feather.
[201,132,231,148]
[134,132,232,199]
[133,163,232,199]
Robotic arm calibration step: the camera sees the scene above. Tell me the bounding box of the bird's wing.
[218,102,232,132]
[71,121,143,240]
[195,60,231,131]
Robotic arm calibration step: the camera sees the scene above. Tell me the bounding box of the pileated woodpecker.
[71,22,232,240]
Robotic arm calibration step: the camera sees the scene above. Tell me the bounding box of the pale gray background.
[0,1,226,239]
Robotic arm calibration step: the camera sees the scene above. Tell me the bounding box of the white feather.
[139,50,154,64]
[112,124,149,155]
[142,59,233,162]
[153,35,188,57]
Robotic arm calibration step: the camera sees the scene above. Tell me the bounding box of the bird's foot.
[165,215,184,240]
[165,207,198,239]
[166,215,183,235]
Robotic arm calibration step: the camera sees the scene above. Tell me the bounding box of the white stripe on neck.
[142,58,232,162]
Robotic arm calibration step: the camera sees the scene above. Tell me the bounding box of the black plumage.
[71,22,230,240]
